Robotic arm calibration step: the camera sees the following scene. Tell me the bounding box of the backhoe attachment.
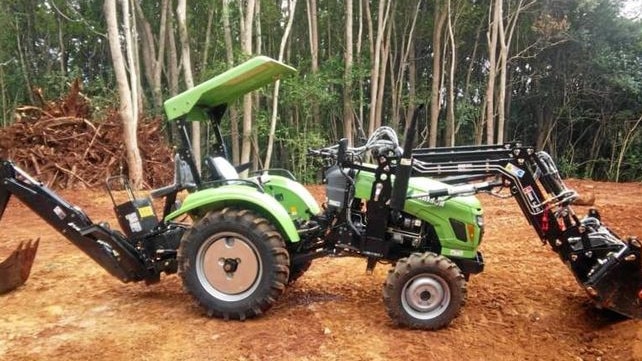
[0,239,39,294]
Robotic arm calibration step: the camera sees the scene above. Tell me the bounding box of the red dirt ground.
[0,180,640,361]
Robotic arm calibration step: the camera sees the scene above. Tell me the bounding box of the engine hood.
[406,176,482,209]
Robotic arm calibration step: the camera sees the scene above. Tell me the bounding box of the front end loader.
[0,56,639,331]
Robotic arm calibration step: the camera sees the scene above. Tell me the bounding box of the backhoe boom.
[0,160,151,291]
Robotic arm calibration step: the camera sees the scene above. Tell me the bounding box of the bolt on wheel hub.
[401,274,451,320]
[199,234,261,297]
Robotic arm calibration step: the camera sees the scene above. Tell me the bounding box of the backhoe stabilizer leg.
[581,241,642,319]
[0,238,39,294]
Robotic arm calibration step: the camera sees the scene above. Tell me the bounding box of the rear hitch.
[0,238,39,294]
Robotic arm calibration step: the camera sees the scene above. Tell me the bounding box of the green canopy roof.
[163,56,296,121]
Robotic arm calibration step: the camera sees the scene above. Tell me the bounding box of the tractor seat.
[150,154,196,199]
[205,156,240,181]
[205,156,270,189]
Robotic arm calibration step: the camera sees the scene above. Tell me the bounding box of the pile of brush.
[0,80,173,189]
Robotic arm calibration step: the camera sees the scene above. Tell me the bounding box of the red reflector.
[639,289,642,301]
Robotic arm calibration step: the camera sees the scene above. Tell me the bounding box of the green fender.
[165,184,300,243]
[262,174,321,220]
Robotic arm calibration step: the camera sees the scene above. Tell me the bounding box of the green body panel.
[163,56,296,121]
[354,168,483,259]
[165,184,300,242]
[262,175,321,221]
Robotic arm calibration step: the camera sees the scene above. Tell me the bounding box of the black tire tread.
[383,252,466,330]
[178,207,289,320]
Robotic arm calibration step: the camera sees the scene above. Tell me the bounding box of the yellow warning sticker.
[138,206,155,218]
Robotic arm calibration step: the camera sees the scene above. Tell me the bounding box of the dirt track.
[0,180,641,361]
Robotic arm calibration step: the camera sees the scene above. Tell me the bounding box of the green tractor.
[0,56,640,330]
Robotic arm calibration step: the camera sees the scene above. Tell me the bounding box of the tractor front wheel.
[383,252,466,330]
[178,208,290,320]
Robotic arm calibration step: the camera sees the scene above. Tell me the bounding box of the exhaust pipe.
[0,238,39,294]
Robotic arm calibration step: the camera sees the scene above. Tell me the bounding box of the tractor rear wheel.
[383,252,466,330]
[178,208,290,320]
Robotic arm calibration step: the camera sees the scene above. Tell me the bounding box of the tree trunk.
[14,22,35,105]
[265,0,297,169]
[375,13,392,131]
[615,115,642,182]
[497,0,532,144]
[428,1,447,147]
[306,0,320,128]
[405,44,417,132]
[166,6,179,97]
[135,3,156,107]
[390,3,418,131]
[104,0,143,189]
[445,0,456,146]
[201,4,215,72]
[176,0,200,172]
[56,11,67,75]
[240,0,256,175]
[356,0,365,137]
[496,0,507,144]
[484,0,500,144]
[361,0,373,138]
[252,0,262,171]
[155,0,169,104]
[222,0,240,164]
[127,0,144,113]
[467,18,483,144]
[343,0,354,145]
[368,0,392,135]
[254,0,262,54]
[0,66,6,126]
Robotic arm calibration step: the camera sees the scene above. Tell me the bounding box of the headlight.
[475,215,485,245]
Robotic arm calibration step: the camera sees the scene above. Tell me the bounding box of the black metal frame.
[302,106,640,318]
[0,104,233,286]
[0,161,151,282]
[399,142,641,318]
[0,157,191,284]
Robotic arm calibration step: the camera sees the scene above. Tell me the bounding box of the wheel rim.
[401,273,451,320]
[196,232,262,302]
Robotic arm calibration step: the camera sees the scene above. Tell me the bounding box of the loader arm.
[0,160,152,292]
[410,143,573,239]
[401,143,642,318]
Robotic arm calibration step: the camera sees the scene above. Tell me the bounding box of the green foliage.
[0,0,640,182]
[277,126,327,184]
[280,60,342,111]
[619,136,642,181]
[556,149,581,179]
[508,0,642,180]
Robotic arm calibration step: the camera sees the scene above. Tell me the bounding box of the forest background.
[0,0,641,187]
